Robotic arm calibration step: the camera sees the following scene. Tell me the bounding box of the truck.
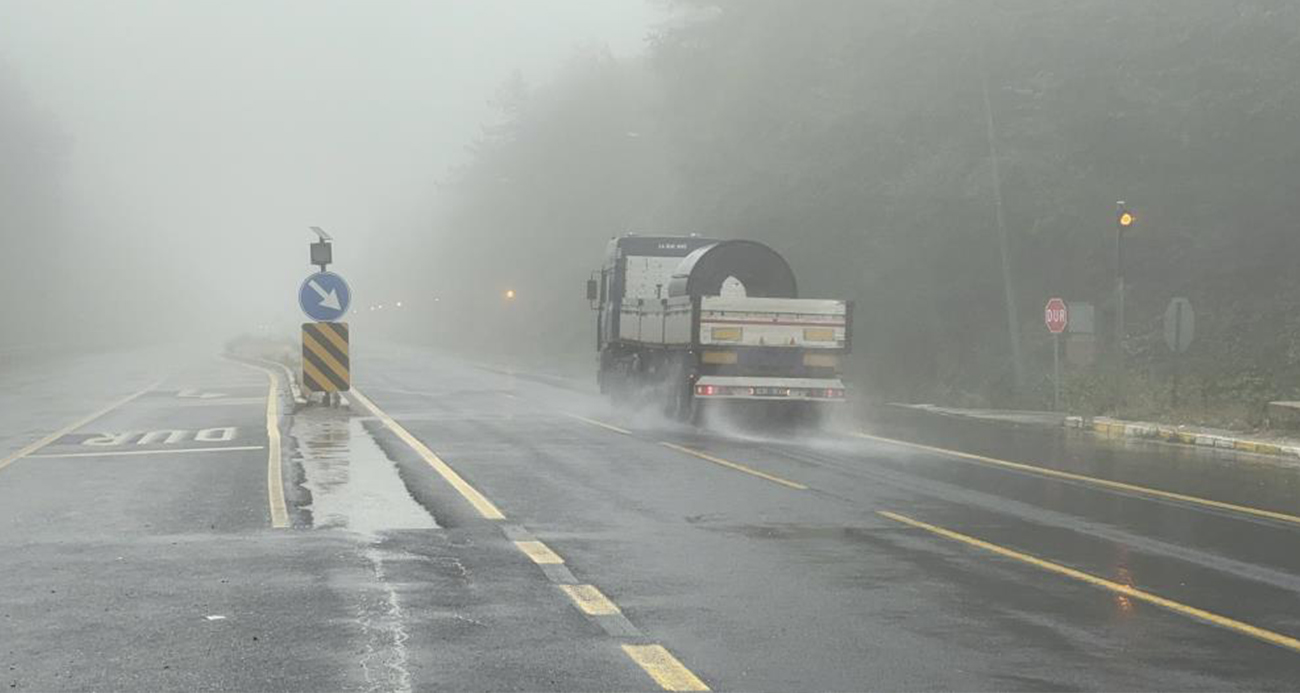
[586,234,851,423]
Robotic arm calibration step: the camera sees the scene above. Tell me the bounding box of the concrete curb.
[266,358,307,408]
[1064,415,1300,459]
[225,353,308,409]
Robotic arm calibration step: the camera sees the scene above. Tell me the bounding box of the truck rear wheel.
[666,382,696,424]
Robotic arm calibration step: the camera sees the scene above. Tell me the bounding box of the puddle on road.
[290,405,438,534]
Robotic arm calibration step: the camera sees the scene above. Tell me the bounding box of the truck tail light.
[695,385,717,396]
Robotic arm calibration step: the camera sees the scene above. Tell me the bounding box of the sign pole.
[302,227,349,408]
[1044,297,1068,412]
[1171,302,1182,409]
[1114,204,1134,409]
[1053,334,1061,412]
[1163,297,1194,411]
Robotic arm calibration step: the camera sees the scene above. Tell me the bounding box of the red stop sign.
[1045,298,1068,334]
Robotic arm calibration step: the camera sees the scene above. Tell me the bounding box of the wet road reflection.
[290,404,437,534]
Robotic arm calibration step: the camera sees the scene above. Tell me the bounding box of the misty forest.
[7,0,1300,424]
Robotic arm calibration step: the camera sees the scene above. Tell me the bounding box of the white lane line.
[0,381,161,474]
[27,446,265,459]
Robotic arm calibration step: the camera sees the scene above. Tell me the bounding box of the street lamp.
[1114,202,1135,353]
[505,289,516,300]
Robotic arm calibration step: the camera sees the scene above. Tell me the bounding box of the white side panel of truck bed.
[619,296,849,349]
[698,297,848,349]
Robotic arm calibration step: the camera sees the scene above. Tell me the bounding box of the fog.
[0,0,659,348]
[6,1,1300,422]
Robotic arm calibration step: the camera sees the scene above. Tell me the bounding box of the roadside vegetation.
[356,2,1300,428]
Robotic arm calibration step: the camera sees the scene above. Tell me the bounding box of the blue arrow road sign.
[299,271,351,321]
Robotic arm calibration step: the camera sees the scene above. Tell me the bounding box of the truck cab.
[594,234,719,352]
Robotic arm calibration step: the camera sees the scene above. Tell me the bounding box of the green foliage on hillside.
[418,1,1300,420]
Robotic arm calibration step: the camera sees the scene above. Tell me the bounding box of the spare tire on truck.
[666,240,798,299]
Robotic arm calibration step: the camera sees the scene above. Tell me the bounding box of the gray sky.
[0,0,659,339]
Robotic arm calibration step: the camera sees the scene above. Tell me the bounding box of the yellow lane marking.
[28,445,264,459]
[857,432,1300,526]
[621,644,710,692]
[660,442,807,490]
[0,381,159,474]
[568,413,632,435]
[514,540,564,565]
[262,368,289,528]
[558,584,621,615]
[231,362,291,528]
[351,388,506,520]
[879,510,1300,655]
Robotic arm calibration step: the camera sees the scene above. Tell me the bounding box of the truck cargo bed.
[617,296,849,350]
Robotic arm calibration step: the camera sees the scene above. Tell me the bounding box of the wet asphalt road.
[4,344,1300,691]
